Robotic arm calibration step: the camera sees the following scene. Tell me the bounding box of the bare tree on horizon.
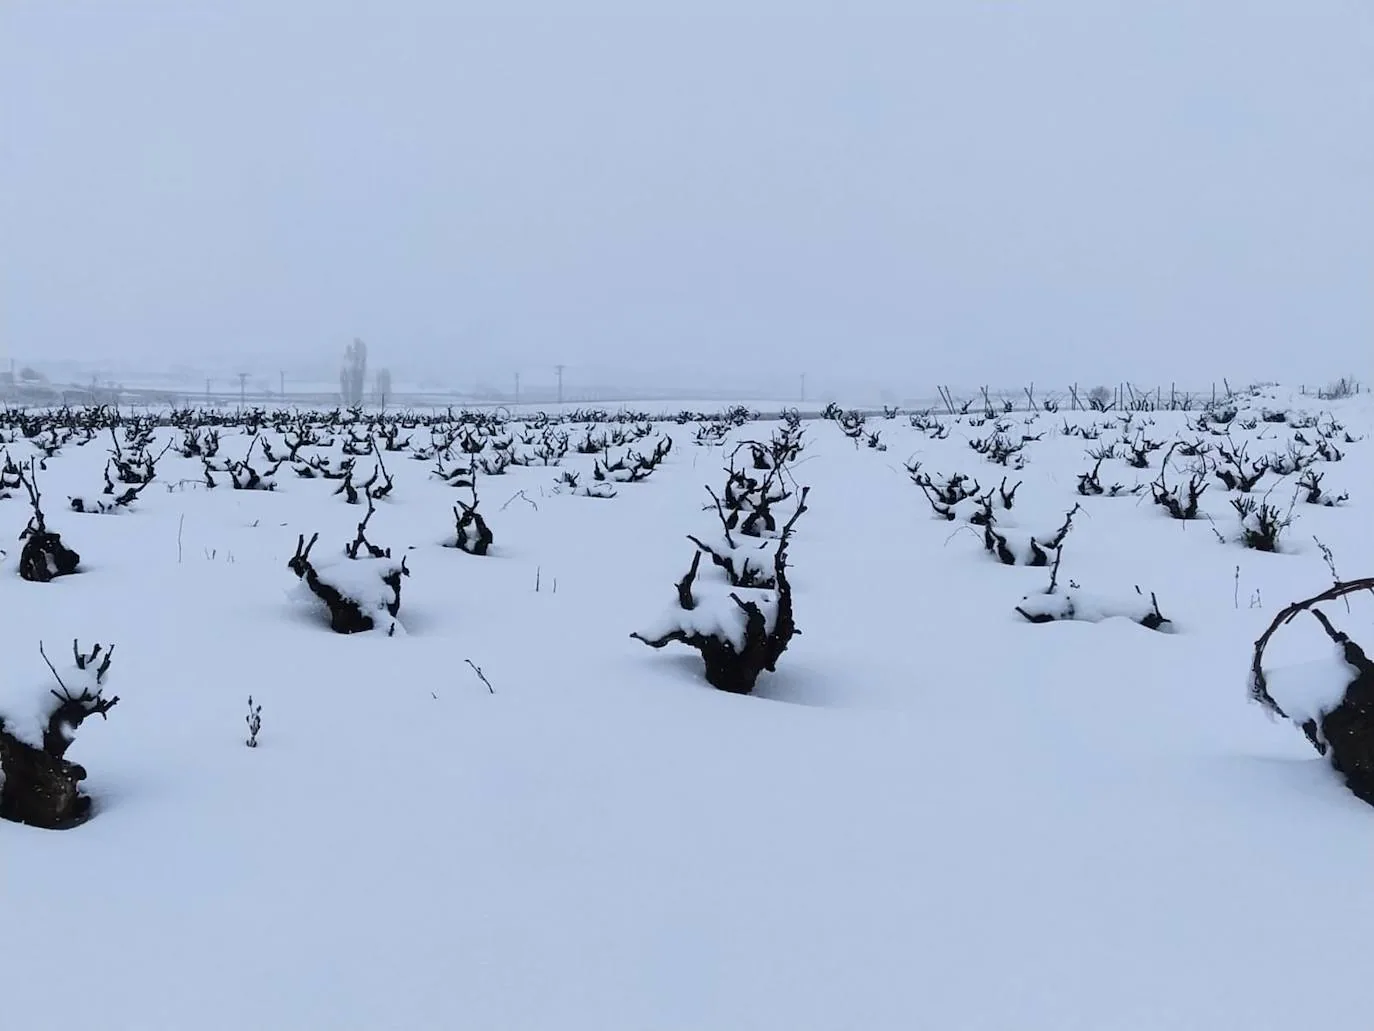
[340,338,368,405]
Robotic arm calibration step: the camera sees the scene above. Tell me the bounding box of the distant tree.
[18,366,45,382]
[375,368,392,405]
[1087,384,1113,410]
[340,339,368,405]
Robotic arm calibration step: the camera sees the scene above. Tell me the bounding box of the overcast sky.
[2,1,1370,396]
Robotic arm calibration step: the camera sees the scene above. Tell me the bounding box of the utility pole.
[800,373,806,404]
[280,370,285,399]
[205,378,210,405]
[514,372,521,405]
[555,364,565,405]
[238,372,248,408]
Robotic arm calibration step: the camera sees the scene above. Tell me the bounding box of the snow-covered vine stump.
[445,485,493,555]
[1250,578,1374,807]
[0,641,119,829]
[1016,587,1170,631]
[19,530,81,582]
[632,479,809,695]
[16,459,80,582]
[288,495,409,634]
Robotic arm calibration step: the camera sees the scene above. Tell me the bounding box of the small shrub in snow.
[912,468,981,504]
[989,477,1022,509]
[1061,421,1102,441]
[553,470,617,499]
[68,460,155,514]
[1262,442,1315,477]
[245,696,262,748]
[982,503,1081,567]
[365,450,396,499]
[1150,469,1208,520]
[1296,470,1348,507]
[16,459,81,582]
[575,429,608,455]
[0,640,119,829]
[1076,459,1107,496]
[1016,586,1170,631]
[202,444,283,490]
[1010,512,1168,630]
[476,450,511,476]
[446,485,494,556]
[288,494,410,634]
[1125,435,1165,469]
[104,458,157,501]
[107,429,171,485]
[1313,435,1345,463]
[531,429,570,466]
[922,477,1021,525]
[968,432,1025,467]
[293,452,342,479]
[835,409,866,442]
[1,448,27,496]
[633,474,809,695]
[340,427,374,456]
[375,423,411,453]
[1077,458,1140,497]
[70,486,140,515]
[911,412,950,439]
[694,421,729,445]
[748,425,805,471]
[1175,436,1211,458]
[1212,441,1268,493]
[333,465,367,504]
[1250,578,1374,807]
[176,426,221,458]
[593,437,673,483]
[1197,402,1238,428]
[706,446,803,538]
[432,454,474,489]
[1229,496,1293,553]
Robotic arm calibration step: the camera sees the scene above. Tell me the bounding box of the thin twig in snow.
[465,658,495,694]
[38,640,69,693]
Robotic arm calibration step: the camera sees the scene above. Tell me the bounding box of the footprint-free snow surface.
[2,387,1372,1030]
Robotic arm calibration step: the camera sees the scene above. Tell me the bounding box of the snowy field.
[2,386,1372,1030]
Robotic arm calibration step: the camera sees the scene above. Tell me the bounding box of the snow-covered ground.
[1,386,1371,1030]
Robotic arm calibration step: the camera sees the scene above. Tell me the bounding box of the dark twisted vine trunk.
[1251,578,1374,807]
[0,732,93,829]
[1316,638,1374,806]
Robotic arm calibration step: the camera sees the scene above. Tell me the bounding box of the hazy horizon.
[3,2,1371,397]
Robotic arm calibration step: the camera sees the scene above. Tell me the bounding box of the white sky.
[2,1,1370,395]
